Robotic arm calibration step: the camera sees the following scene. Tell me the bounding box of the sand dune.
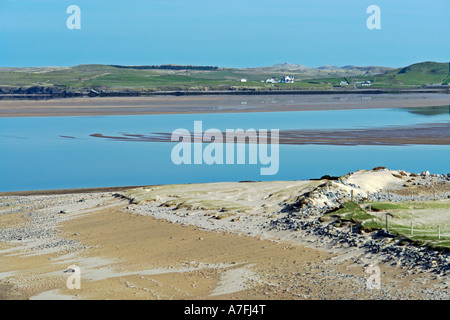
[1,168,449,300]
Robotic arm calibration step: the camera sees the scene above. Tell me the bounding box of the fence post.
[411,222,413,236]
[438,225,441,240]
[351,190,354,202]
[386,214,389,233]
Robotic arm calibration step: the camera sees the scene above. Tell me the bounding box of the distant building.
[355,80,372,86]
[267,76,294,84]
[340,81,349,86]
[266,77,279,84]
[240,79,247,83]
[280,75,294,83]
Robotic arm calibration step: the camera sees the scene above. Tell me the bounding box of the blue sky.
[0,0,449,68]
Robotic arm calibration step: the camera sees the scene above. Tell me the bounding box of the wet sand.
[90,122,450,146]
[0,94,449,117]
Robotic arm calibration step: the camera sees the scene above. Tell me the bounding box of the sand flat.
[0,94,449,117]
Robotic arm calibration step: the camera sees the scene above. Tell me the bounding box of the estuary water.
[0,106,449,192]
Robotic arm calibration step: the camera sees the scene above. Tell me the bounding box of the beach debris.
[59,210,69,214]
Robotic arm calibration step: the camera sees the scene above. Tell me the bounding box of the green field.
[326,200,450,250]
[0,61,448,92]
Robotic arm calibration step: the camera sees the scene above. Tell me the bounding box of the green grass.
[1,61,447,91]
[327,200,450,250]
[328,201,374,221]
[374,61,450,86]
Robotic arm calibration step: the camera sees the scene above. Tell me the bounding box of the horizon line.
[1,60,449,70]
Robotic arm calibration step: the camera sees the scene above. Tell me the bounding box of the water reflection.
[407,105,450,116]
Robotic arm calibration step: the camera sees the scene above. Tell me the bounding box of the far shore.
[0,93,449,118]
[0,185,148,197]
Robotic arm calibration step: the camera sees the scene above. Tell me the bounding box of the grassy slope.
[365,61,450,87]
[328,200,450,250]
[309,62,450,88]
[0,62,448,91]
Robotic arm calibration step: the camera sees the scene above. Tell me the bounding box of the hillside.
[0,61,448,95]
[373,61,450,87]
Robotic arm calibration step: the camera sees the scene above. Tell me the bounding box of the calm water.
[0,107,449,192]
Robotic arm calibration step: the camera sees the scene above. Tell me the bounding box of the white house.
[280,75,294,83]
[266,77,279,84]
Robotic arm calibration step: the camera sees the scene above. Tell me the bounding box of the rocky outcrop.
[270,169,450,275]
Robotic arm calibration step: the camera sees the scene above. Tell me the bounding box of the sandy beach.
[1,169,449,300]
[0,94,449,118]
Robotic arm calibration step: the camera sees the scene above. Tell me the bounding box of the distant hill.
[0,61,448,94]
[374,61,450,86]
[231,63,393,81]
[111,64,219,71]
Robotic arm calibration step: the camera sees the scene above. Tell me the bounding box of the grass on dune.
[326,200,450,250]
